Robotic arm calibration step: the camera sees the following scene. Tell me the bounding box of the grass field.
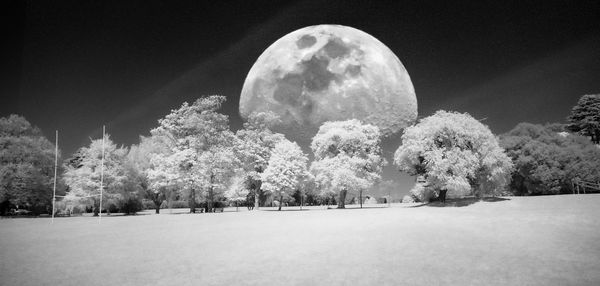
[2,195,600,286]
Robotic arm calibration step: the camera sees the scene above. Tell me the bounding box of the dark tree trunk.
[278,194,283,211]
[207,186,214,213]
[189,189,196,213]
[359,190,363,208]
[207,174,215,213]
[338,189,347,209]
[439,189,447,203]
[93,197,99,216]
[152,193,163,214]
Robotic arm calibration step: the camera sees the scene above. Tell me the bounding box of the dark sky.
[3,0,600,194]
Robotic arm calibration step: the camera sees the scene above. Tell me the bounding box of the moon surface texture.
[239,24,417,140]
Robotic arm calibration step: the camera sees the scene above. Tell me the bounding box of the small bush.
[121,197,143,215]
[107,203,119,214]
[410,184,435,203]
[142,199,157,210]
[402,195,415,203]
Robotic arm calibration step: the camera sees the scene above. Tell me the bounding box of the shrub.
[410,184,435,203]
[106,203,119,214]
[142,199,157,210]
[402,195,415,203]
[121,197,143,215]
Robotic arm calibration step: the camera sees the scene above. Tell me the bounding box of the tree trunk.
[207,186,214,213]
[278,194,283,211]
[254,192,260,210]
[189,188,196,213]
[439,189,447,203]
[93,197,99,216]
[338,189,347,209]
[359,190,363,208]
[153,193,162,214]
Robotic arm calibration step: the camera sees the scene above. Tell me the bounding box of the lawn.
[1,195,600,286]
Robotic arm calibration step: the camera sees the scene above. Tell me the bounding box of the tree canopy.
[394,111,513,199]
[310,119,385,208]
[63,134,128,215]
[0,115,59,214]
[567,94,600,144]
[234,111,285,209]
[125,135,173,213]
[149,95,238,212]
[500,122,600,195]
[261,139,309,210]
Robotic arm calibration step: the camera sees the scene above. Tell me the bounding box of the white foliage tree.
[235,111,285,210]
[261,139,309,211]
[198,145,240,211]
[63,134,127,215]
[150,95,238,213]
[126,135,173,214]
[394,110,513,201]
[310,120,385,208]
[224,174,250,211]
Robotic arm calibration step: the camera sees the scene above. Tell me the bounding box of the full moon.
[239,24,417,140]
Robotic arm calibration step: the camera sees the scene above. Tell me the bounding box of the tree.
[198,145,240,212]
[224,174,250,211]
[261,140,309,211]
[310,120,385,209]
[125,135,171,214]
[63,134,127,215]
[0,115,59,215]
[150,95,237,213]
[394,111,513,201]
[500,122,600,195]
[235,112,285,210]
[567,94,600,144]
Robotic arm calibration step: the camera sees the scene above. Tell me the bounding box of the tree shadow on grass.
[263,209,312,212]
[406,197,511,208]
[426,197,511,207]
[262,206,387,211]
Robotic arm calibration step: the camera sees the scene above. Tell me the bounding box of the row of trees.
[57,96,386,214]
[1,94,598,214]
[500,123,600,195]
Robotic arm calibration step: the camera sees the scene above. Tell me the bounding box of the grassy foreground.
[1,195,600,286]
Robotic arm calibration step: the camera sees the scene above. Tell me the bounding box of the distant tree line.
[1,94,598,214]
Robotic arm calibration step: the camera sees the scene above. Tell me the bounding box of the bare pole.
[51,130,58,224]
[99,125,105,223]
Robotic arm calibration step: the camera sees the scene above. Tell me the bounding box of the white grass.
[1,195,600,285]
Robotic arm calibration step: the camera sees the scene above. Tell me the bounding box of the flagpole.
[99,125,105,223]
[51,130,58,224]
